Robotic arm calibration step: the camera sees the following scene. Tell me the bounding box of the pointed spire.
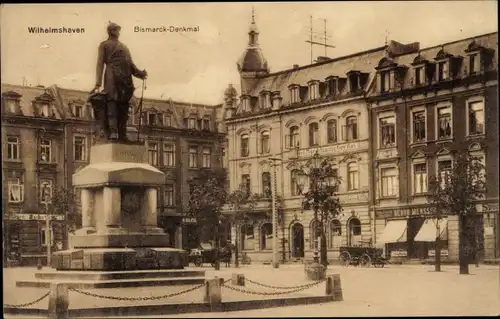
[252,6,255,24]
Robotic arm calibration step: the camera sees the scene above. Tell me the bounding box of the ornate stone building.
[2,83,224,265]
[366,32,499,262]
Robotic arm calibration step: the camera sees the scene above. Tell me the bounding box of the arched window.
[330,220,342,249]
[241,134,249,157]
[241,224,254,250]
[347,162,359,191]
[260,131,270,154]
[310,220,321,249]
[288,126,299,148]
[345,116,358,141]
[348,218,362,246]
[309,122,319,146]
[327,119,337,143]
[260,223,273,250]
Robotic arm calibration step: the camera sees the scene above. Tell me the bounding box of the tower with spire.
[236,8,270,94]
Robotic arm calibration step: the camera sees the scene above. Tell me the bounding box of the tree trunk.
[214,223,220,270]
[458,214,469,275]
[234,225,239,268]
[320,232,328,267]
[435,215,441,272]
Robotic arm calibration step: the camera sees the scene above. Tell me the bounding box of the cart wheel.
[339,252,351,267]
[360,254,372,268]
[194,257,203,267]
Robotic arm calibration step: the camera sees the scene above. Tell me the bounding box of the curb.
[4,296,336,317]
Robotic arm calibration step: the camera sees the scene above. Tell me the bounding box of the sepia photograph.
[1,1,498,318]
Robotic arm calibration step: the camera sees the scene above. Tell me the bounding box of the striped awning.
[414,218,448,242]
[377,220,408,244]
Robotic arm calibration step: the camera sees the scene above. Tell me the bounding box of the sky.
[0,2,497,105]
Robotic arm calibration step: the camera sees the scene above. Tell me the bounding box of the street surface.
[3,263,499,317]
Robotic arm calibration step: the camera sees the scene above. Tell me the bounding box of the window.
[468,101,484,135]
[73,104,83,118]
[349,74,359,92]
[413,163,428,194]
[8,178,24,203]
[163,115,172,127]
[262,172,271,197]
[438,160,452,189]
[381,167,398,197]
[6,100,17,113]
[345,116,358,141]
[202,147,211,168]
[7,137,20,160]
[327,120,337,143]
[164,184,175,206]
[221,148,227,169]
[40,139,51,162]
[415,67,423,86]
[309,122,319,146]
[347,162,359,191]
[148,142,158,166]
[327,78,337,96]
[40,180,53,204]
[380,116,396,148]
[188,118,197,129]
[260,131,270,154]
[260,223,273,250]
[412,111,426,143]
[40,103,51,117]
[73,136,87,161]
[290,169,301,196]
[241,224,254,250]
[437,106,452,139]
[163,144,175,167]
[241,134,249,157]
[290,87,300,103]
[309,82,319,100]
[147,113,157,125]
[242,174,251,195]
[202,118,210,130]
[288,126,299,148]
[330,220,342,249]
[380,71,390,92]
[469,54,480,74]
[188,147,198,168]
[438,61,448,81]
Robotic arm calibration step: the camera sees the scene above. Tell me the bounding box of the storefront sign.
[428,249,449,257]
[299,141,366,157]
[376,206,437,219]
[7,213,65,221]
[391,250,407,257]
[181,217,197,224]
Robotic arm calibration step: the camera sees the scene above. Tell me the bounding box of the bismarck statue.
[88,22,147,143]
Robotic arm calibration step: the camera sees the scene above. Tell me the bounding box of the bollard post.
[325,275,335,296]
[204,278,222,310]
[231,273,245,286]
[48,283,69,319]
[332,274,343,301]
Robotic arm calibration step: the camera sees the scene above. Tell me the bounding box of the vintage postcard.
[1,2,499,318]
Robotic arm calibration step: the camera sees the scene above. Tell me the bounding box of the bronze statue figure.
[89,22,148,142]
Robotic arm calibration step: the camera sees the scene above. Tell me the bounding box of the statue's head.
[107,22,121,38]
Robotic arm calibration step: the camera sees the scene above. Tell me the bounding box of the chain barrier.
[68,282,206,301]
[4,291,50,308]
[245,277,322,290]
[222,278,326,296]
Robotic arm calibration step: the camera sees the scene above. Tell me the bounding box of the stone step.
[34,269,205,281]
[16,276,207,289]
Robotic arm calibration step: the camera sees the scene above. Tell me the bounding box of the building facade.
[223,13,404,263]
[366,32,499,262]
[2,83,224,265]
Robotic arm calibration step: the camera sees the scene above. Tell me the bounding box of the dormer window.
[464,40,494,76]
[271,91,282,109]
[188,117,197,129]
[469,53,480,75]
[380,70,391,93]
[7,100,17,113]
[414,67,423,86]
[40,103,51,117]
[326,77,337,96]
[241,95,251,112]
[437,61,448,81]
[348,72,360,92]
[259,91,271,109]
[163,114,172,127]
[308,80,319,100]
[202,117,210,130]
[148,112,157,125]
[289,85,300,104]
[73,104,83,118]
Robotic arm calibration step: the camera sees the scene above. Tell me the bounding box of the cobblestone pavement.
[3,263,500,317]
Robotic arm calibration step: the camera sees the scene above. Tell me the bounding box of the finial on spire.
[252,7,255,24]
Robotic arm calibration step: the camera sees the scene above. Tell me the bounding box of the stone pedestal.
[19,142,199,289]
[305,263,326,281]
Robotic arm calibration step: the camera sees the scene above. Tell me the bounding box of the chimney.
[293,64,299,69]
[316,56,331,63]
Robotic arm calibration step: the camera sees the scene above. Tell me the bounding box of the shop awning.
[377,220,407,244]
[414,218,448,242]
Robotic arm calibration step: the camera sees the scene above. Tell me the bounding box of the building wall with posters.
[2,83,224,265]
[366,32,499,262]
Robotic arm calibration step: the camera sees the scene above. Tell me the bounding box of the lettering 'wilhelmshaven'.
[28,27,85,34]
[134,25,200,33]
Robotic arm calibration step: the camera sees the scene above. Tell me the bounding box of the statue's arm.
[131,61,147,79]
[95,42,106,87]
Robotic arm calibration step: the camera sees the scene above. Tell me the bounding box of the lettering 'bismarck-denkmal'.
[133,25,200,33]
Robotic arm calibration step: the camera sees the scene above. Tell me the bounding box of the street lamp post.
[269,157,282,269]
[42,184,51,268]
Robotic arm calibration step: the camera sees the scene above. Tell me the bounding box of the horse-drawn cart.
[338,246,387,268]
[188,242,232,267]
